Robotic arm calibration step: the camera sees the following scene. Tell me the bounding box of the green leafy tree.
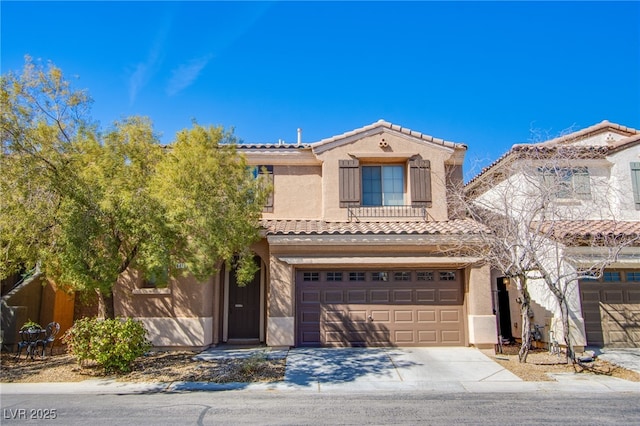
[152,124,270,285]
[1,57,270,318]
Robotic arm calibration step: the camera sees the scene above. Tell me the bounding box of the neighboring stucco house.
[114,120,497,349]
[465,121,640,349]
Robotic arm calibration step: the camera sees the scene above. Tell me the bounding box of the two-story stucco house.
[114,120,497,349]
[465,121,640,349]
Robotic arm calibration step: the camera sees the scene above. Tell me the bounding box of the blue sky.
[2,1,639,178]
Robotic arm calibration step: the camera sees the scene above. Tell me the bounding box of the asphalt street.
[2,391,639,425]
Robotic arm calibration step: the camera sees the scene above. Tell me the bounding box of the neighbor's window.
[626,272,640,282]
[362,165,404,206]
[539,167,591,200]
[603,271,621,282]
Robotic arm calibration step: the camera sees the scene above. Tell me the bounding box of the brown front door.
[228,264,261,340]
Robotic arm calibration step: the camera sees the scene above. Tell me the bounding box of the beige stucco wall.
[314,131,456,221]
[264,165,323,220]
[466,263,498,347]
[140,317,213,349]
[265,254,295,346]
[115,270,214,318]
[115,269,217,347]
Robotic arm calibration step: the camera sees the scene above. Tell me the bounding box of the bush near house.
[63,317,151,373]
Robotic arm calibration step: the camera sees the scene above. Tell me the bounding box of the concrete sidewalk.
[2,347,639,395]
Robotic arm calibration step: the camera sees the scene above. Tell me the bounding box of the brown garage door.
[580,271,640,348]
[296,269,465,347]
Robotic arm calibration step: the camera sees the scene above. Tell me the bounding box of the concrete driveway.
[283,347,521,391]
[591,348,640,374]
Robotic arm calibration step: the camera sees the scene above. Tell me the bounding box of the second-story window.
[362,165,404,206]
[339,158,431,207]
[539,166,591,200]
[252,165,274,211]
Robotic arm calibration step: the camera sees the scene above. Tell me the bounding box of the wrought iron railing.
[347,204,429,221]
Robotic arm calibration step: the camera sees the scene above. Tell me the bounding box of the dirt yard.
[482,344,640,382]
[2,344,639,384]
[0,347,285,383]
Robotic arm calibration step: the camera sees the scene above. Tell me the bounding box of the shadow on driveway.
[284,347,417,386]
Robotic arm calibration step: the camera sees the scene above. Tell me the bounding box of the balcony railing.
[347,204,429,221]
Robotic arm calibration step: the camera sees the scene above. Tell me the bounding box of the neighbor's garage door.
[580,271,640,348]
[296,269,465,347]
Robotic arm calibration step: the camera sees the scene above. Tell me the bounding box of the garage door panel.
[325,291,344,303]
[580,277,639,348]
[297,269,465,347]
[417,310,437,322]
[370,310,390,322]
[301,290,320,303]
[301,331,321,345]
[581,290,601,302]
[371,290,390,303]
[325,309,345,323]
[394,310,414,322]
[392,290,413,303]
[416,289,436,302]
[442,330,463,344]
[348,310,368,322]
[347,290,366,303]
[394,330,415,344]
[440,310,461,322]
[603,290,624,303]
[439,289,461,303]
[301,311,320,323]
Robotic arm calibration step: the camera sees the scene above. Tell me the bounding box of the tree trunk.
[95,289,115,319]
[559,300,575,364]
[518,285,533,363]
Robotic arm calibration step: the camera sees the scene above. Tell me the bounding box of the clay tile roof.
[466,120,640,189]
[537,120,639,147]
[536,220,640,242]
[235,143,311,150]
[260,219,491,235]
[313,119,467,150]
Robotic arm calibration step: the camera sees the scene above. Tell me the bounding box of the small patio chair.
[35,322,60,358]
[14,325,41,360]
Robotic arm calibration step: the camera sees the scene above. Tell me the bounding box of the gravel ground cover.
[2,344,638,384]
[483,344,640,382]
[0,348,285,383]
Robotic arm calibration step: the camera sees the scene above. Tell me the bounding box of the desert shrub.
[63,317,151,373]
[240,352,268,375]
